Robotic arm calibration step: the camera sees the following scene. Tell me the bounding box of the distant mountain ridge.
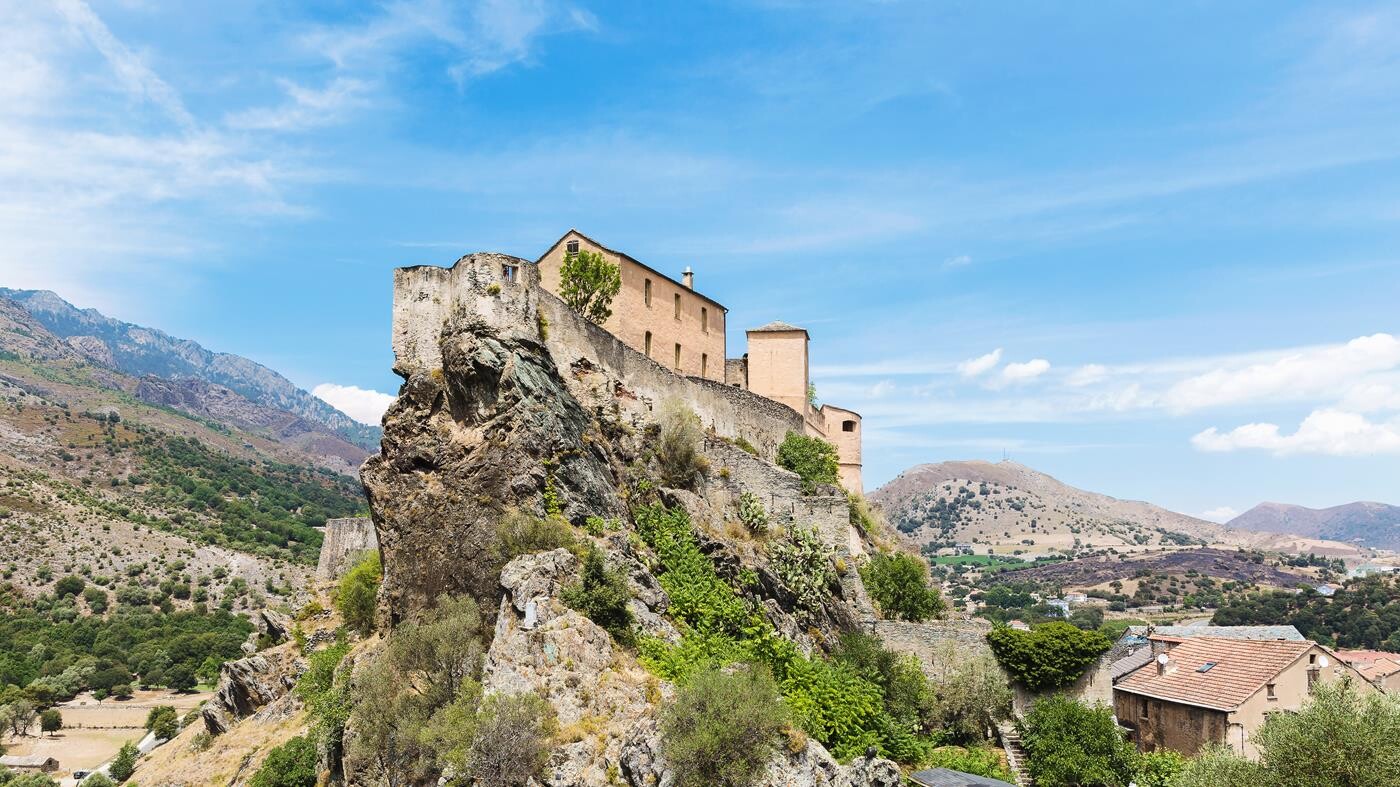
[0,288,380,451]
[1228,501,1400,550]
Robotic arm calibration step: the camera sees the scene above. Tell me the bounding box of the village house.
[0,754,60,773]
[1113,636,1375,758]
[1336,649,1400,692]
[535,230,864,492]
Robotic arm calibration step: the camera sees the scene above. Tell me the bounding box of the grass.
[930,554,1024,569]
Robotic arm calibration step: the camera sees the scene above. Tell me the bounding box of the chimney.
[1156,654,1176,676]
[682,266,694,290]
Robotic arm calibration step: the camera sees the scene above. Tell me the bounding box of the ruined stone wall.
[392,254,804,458]
[873,618,995,680]
[316,517,379,580]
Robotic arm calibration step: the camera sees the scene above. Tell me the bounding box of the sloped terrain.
[1229,501,1400,550]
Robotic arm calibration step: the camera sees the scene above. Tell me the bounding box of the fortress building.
[536,230,863,492]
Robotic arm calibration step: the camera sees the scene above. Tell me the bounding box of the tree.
[860,552,944,622]
[39,709,61,737]
[78,775,117,787]
[146,705,179,740]
[250,735,318,787]
[561,546,636,647]
[776,432,840,492]
[985,621,1111,692]
[1,701,36,738]
[109,741,139,782]
[54,575,85,598]
[0,772,60,787]
[661,665,790,787]
[1018,695,1137,787]
[922,641,1012,745]
[335,551,382,636]
[459,691,558,787]
[559,247,621,324]
[165,663,197,693]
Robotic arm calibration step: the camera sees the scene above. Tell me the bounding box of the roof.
[537,230,728,313]
[1110,647,1155,681]
[748,320,808,335]
[0,755,58,767]
[1125,625,1305,642]
[1338,651,1400,680]
[1336,649,1400,664]
[1115,637,1315,711]
[1358,659,1400,682]
[911,768,1017,787]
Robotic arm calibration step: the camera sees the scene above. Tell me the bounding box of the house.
[0,755,60,773]
[1314,583,1337,597]
[1007,620,1031,631]
[1113,636,1375,758]
[536,230,864,491]
[1064,592,1089,605]
[1045,598,1070,617]
[1336,650,1400,692]
[911,768,1016,787]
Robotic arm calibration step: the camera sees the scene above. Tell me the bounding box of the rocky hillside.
[1229,501,1400,550]
[0,288,381,452]
[872,460,1366,560]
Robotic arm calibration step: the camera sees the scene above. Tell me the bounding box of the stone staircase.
[997,720,1034,787]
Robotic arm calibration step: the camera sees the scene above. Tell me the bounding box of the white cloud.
[942,254,973,269]
[1001,358,1051,383]
[1164,333,1400,412]
[1201,506,1240,523]
[313,383,396,425]
[957,348,1002,378]
[1192,409,1400,456]
[867,380,896,399]
[1066,363,1109,387]
[227,77,373,132]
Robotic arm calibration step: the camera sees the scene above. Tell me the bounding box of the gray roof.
[0,754,58,767]
[748,320,807,334]
[1111,646,1155,681]
[911,769,1017,787]
[1125,625,1305,641]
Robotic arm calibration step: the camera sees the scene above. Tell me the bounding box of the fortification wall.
[317,517,379,579]
[392,254,804,458]
[874,618,995,681]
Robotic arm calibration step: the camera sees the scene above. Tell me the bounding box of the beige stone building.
[534,230,863,492]
[1113,636,1375,759]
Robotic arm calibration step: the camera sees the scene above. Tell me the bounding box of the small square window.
[1266,683,1276,699]
[566,239,580,254]
[842,420,857,433]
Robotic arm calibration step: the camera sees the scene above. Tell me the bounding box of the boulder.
[202,651,299,735]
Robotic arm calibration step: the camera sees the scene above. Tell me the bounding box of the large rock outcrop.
[202,646,302,735]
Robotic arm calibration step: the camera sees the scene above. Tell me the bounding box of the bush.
[146,705,179,739]
[1131,749,1185,787]
[494,509,576,568]
[109,741,139,781]
[297,640,352,750]
[39,708,61,736]
[776,433,839,492]
[737,492,769,533]
[922,641,1012,744]
[986,621,1111,692]
[559,247,622,324]
[780,656,885,761]
[251,735,318,787]
[769,525,836,612]
[656,400,708,489]
[335,551,382,636]
[923,746,1015,783]
[860,553,944,622]
[79,775,117,787]
[1018,695,1136,787]
[561,546,636,647]
[662,666,790,787]
[54,575,85,598]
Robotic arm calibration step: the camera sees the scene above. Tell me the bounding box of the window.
[674,293,681,319]
[501,264,517,282]
[1309,654,1317,664]
[566,239,579,254]
[701,353,708,376]
[1197,662,1218,673]
[842,420,857,432]
[701,307,709,333]
[644,279,652,307]
[1266,683,1276,699]
[644,332,652,357]
[674,343,682,369]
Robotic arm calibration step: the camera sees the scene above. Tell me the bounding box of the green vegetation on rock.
[334,551,381,636]
[776,432,840,493]
[986,621,1111,692]
[661,665,790,787]
[860,552,945,622]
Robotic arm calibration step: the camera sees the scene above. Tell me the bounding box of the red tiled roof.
[1336,649,1400,664]
[1115,637,1315,711]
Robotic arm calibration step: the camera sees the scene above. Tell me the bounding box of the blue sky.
[5,0,1400,520]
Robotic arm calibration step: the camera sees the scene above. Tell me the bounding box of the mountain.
[0,288,381,451]
[1229,501,1400,550]
[870,460,1365,559]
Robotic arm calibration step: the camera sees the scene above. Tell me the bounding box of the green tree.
[922,641,1012,744]
[1018,695,1136,787]
[1130,750,1185,787]
[0,772,60,787]
[54,575,85,598]
[986,621,1111,692]
[561,546,636,647]
[109,741,140,781]
[80,774,119,787]
[335,551,382,636]
[559,247,622,324]
[662,665,790,787]
[146,705,179,740]
[458,691,558,787]
[860,552,944,622]
[39,708,61,737]
[250,735,319,787]
[776,432,840,492]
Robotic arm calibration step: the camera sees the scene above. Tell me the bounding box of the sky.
[4,0,1400,521]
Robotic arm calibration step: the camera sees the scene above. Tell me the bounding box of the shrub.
[493,509,576,567]
[776,433,839,492]
[251,735,318,787]
[1170,744,1266,787]
[923,746,1015,783]
[562,546,636,647]
[1131,749,1186,787]
[296,640,352,748]
[779,656,884,761]
[335,551,382,636]
[860,552,944,622]
[769,525,836,611]
[656,400,708,489]
[109,741,139,781]
[79,775,117,787]
[662,666,790,787]
[737,492,769,533]
[1018,695,1136,787]
[39,708,61,736]
[559,247,622,324]
[733,436,759,456]
[54,575,85,598]
[833,633,936,744]
[922,641,1012,744]
[986,621,1111,692]
[146,705,179,740]
[427,685,559,787]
